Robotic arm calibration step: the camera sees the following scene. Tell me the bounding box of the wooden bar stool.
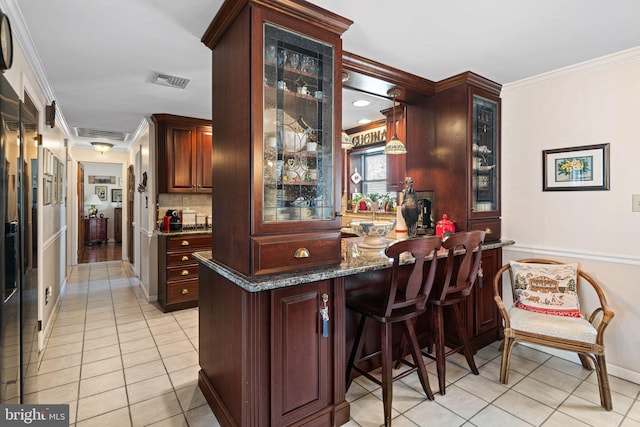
[346,236,442,427]
[424,230,485,395]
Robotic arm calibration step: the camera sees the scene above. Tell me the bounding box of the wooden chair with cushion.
[493,259,615,410]
[346,236,442,427]
[423,230,485,395]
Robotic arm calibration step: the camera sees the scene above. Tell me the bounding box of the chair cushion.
[510,261,581,318]
[508,307,597,344]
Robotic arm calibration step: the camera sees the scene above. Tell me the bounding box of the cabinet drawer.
[167,234,211,250]
[167,265,199,281]
[167,279,199,303]
[468,218,501,242]
[167,252,198,266]
[252,232,341,275]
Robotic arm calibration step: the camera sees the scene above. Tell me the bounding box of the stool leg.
[434,305,447,395]
[403,319,434,400]
[381,322,393,426]
[346,314,368,388]
[452,304,479,375]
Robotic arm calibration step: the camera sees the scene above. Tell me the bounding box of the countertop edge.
[154,229,212,237]
[194,239,515,293]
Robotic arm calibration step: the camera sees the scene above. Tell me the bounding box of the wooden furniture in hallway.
[84,217,108,245]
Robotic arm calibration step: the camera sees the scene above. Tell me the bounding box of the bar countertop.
[194,238,515,293]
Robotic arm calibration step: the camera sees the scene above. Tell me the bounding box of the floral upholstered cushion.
[510,261,581,318]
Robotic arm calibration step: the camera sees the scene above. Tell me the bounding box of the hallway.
[26,261,640,426]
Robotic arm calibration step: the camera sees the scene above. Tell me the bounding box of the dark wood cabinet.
[203,0,351,277]
[431,72,502,241]
[84,217,108,245]
[158,233,211,312]
[114,207,122,243]
[198,265,348,427]
[153,114,213,194]
[271,281,332,426]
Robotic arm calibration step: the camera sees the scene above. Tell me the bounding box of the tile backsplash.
[158,193,212,219]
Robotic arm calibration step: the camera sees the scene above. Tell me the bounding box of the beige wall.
[501,46,640,383]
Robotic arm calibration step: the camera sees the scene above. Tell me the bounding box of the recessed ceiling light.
[352,100,371,107]
[358,118,372,124]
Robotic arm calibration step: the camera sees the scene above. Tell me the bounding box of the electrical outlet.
[633,194,640,212]
[183,197,189,206]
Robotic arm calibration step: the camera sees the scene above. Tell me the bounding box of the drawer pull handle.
[485,228,493,234]
[181,288,189,295]
[294,248,310,258]
[181,255,189,261]
[181,270,189,276]
[181,240,190,246]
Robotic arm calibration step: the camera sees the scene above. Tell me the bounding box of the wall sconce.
[383,88,407,155]
[91,141,113,153]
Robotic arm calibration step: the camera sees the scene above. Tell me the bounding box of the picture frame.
[95,185,108,201]
[43,176,52,205]
[89,175,116,184]
[111,188,122,203]
[542,143,610,191]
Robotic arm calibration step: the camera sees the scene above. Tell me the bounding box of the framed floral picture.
[542,143,610,191]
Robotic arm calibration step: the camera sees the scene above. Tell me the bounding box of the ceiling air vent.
[75,127,128,141]
[150,71,190,89]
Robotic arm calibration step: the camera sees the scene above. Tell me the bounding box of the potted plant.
[367,193,382,211]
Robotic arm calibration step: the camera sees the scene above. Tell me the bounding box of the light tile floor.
[28,261,640,427]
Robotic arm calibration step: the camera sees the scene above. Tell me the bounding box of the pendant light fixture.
[383,88,407,154]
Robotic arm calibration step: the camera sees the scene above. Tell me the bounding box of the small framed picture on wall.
[95,185,107,201]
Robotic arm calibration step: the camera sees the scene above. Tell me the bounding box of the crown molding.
[503,45,640,94]
[128,117,150,152]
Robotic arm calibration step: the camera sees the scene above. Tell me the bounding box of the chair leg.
[594,354,613,411]
[403,319,434,400]
[578,353,593,370]
[452,304,479,375]
[346,314,368,389]
[499,337,514,384]
[380,322,393,426]
[434,305,447,395]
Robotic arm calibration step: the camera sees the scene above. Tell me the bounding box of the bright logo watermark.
[1,405,68,426]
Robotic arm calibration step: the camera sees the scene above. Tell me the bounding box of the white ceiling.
[9,0,640,151]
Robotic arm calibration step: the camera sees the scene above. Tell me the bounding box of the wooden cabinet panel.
[382,105,407,192]
[252,232,341,275]
[167,279,199,303]
[271,280,330,426]
[153,114,212,194]
[169,126,195,191]
[196,126,213,192]
[167,234,211,250]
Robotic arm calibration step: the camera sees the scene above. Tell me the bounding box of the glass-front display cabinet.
[471,94,499,216]
[262,23,335,224]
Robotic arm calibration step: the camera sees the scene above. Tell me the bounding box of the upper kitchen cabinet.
[381,104,407,192]
[432,72,501,241]
[202,0,352,276]
[153,114,212,194]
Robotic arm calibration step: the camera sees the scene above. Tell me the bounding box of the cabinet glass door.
[262,23,334,223]
[471,95,498,214]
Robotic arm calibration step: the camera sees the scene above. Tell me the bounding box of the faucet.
[354,197,376,222]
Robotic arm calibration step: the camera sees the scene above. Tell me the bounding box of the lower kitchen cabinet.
[198,267,349,427]
[158,233,211,312]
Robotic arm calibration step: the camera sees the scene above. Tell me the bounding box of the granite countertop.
[194,238,515,293]
[154,228,212,236]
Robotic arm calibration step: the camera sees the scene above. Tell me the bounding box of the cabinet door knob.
[485,228,493,234]
[294,248,310,258]
[181,270,189,276]
[181,255,189,261]
[181,288,189,295]
[181,240,190,246]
